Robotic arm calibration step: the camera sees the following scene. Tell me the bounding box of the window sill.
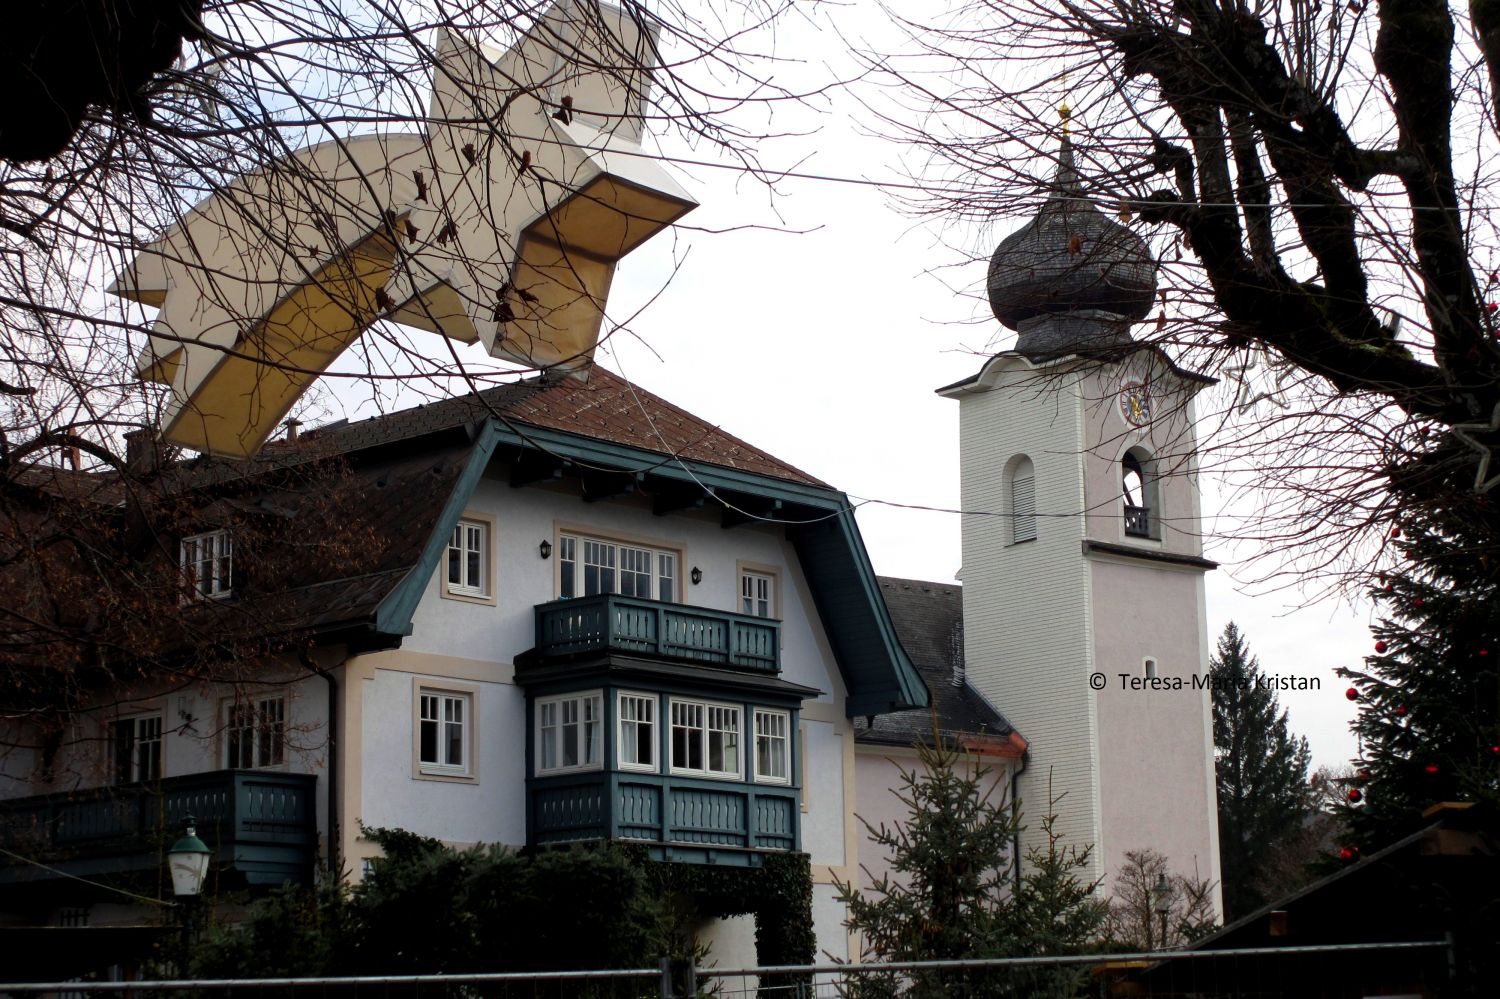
[415,767,477,784]
[440,586,496,606]
[668,769,744,782]
[536,763,604,777]
[619,762,659,774]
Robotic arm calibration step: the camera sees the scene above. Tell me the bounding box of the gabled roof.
[48,365,924,716]
[856,576,1024,757]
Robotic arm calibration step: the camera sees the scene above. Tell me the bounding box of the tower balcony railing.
[533,593,780,673]
[1124,504,1152,538]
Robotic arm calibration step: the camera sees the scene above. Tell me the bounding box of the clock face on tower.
[1119,381,1152,426]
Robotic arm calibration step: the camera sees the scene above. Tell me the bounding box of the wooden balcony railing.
[529,771,798,866]
[0,769,317,887]
[534,594,780,673]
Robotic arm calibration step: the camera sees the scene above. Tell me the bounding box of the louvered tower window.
[1011,456,1037,543]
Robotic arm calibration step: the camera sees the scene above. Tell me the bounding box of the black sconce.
[539,539,553,560]
[690,566,702,585]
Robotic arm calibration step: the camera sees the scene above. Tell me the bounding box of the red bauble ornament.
[1338,846,1359,861]
[1378,573,1387,584]
[1392,526,1402,538]
[1491,746,1500,755]
[1359,770,1372,778]
[1413,598,1425,608]
[1424,763,1440,774]
[1395,705,1408,717]
[1345,687,1359,701]
[1384,583,1393,592]
[1347,789,1363,803]
[1375,640,1388,653]
[1481,649,1492,657]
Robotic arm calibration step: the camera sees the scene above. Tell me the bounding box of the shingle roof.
[257,365,825,487]
[858,576,1025,756]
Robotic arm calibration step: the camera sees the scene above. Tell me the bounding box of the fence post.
[660,956,673,999]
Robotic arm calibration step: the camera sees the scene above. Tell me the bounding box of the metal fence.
[0,940,1455,999]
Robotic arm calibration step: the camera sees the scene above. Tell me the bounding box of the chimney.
[66,446,80,471]
[124,429,163,476]
[949,619,966,688]
[285,419,303,442]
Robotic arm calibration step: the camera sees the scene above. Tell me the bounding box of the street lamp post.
[167,816,211,956]
[1151,872,1173,950]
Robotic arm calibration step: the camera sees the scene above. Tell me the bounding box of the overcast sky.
[302,3,1371,770]
[583,8,1369,771]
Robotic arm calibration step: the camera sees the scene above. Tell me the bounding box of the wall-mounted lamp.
[539,539,553,560]
[690,566,703,585]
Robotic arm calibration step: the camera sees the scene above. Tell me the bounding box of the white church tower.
[939,118,1222,910]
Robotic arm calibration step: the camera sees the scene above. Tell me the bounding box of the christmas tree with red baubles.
[1337,514,1500,850]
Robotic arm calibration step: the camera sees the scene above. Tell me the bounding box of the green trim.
[790,507,928,716]
[372,417,926,716]
[373,420,503,636]
[491,423,844,510]
[497,421,927,714]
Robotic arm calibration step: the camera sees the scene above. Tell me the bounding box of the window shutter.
[1012,473,1037,543]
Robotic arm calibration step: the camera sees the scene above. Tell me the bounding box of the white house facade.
[0,368,930,972]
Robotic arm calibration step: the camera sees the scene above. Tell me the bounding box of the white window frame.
[557,531,678,602]
[535,691,604,776]
[739,568,776,619]
[443,514,495,603]
[111,713,162,784]
[181,529,233,600]
[669,697,742,780]
[223,695,286,769]
[617,691,658,772]
[752,708,791,785]
[418,689,471,776]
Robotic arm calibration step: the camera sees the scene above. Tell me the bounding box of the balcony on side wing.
[0,770,318,891]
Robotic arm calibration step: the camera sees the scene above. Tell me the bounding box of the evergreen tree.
[1210,622,1314,919]
[1003,805,1107,997]
[835,738,1019,978]
[836,742,1106,998]
[1337,514,1500,850]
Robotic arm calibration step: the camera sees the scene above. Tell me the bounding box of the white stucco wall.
[948,357,1102,877]
[341,459,864,963]
[1091,559,1222,902]
[945,351,1220,908]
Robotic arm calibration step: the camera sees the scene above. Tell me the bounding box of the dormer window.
[181,529,233,600]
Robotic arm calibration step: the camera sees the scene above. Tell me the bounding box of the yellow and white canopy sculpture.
[111,0,695,459]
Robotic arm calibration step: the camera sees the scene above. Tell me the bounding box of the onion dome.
[986,114,1158,357]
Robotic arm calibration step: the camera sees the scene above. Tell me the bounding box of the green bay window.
[537,691,602,773]
[670,698,741,779]
[618,691,657,771]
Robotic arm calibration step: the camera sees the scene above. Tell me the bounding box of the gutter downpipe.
[1011,749,1030,892]
[300,643,345,876]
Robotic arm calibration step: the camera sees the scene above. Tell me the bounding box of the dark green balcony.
[0,769,317,889]
[530,771,798,866]
[535,594,780,673]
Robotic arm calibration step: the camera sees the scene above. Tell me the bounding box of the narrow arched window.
[1010,456,1037,544]
[1122,451,1151,538]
